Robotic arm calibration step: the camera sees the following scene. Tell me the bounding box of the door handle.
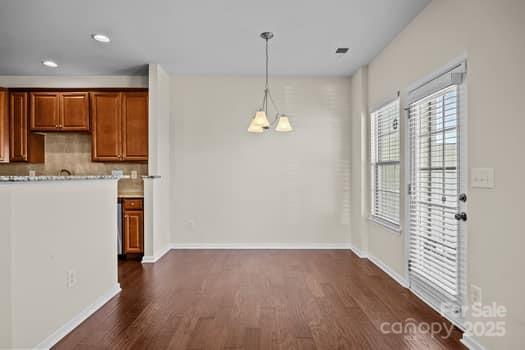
[454,212,467,221]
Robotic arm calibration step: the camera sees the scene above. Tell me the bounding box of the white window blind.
[370,99,400,228]
[407,61,466,320]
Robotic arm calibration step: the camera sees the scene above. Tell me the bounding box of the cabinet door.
[0,89,8,163]
[123,210,143,254]
[10,92,28,161]
[122,92,148,161]
[30,92,60,131]
[60,92,90,131]
[91,92,121,161]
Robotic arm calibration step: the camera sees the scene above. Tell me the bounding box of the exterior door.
[407,67,467,323]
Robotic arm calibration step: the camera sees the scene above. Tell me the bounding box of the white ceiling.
[0,0,430,76]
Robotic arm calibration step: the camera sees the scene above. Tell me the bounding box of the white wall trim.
[349,244,367,258]
[0,75,147,88]
[367,254,409,288]
[142,244,172,263]
[460,334,486,350]
[34,284,121,350]
[170,243,352,250]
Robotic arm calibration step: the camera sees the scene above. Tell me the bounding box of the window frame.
[369,98,401,232]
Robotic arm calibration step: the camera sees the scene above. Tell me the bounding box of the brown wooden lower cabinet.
[122,198,144,255]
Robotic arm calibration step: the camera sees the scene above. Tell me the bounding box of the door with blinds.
[407,62,467,323]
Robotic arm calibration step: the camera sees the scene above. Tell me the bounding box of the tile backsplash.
[0,133,148,194]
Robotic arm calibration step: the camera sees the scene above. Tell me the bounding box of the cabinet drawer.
[123,198,143,210]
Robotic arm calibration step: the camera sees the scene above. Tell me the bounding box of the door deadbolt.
[454,212,467,221]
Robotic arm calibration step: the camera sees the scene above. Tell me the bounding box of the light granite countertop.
[0,175,122,182]
[118,193,144,198]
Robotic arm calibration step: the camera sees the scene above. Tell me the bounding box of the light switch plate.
[131,170,138,179]
[470,284,482,305]
[471,168,494,188]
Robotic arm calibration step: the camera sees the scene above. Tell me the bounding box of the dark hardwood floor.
[53,250,465,349]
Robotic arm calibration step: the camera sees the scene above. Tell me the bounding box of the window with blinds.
[370,99,400,228]
[407,62,466,321]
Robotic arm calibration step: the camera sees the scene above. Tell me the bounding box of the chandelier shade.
[253,110,270,128]
[247,118,264,133]
[275,115,293,132]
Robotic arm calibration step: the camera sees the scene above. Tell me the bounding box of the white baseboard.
[460,334,486,350]
[34,284,121,350]
[367,254,409,288]
[349,244,367,258]
[142,244,172,263]
[169,243,352,250]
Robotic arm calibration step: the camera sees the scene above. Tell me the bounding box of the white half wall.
[171,76,351,246]
[352,0,525,348]
[0,191,12,347]
[0,180,119,348]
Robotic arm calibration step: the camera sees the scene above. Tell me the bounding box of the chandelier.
[248,32,293,133]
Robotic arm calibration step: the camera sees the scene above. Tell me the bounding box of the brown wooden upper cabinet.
[9,92,45,163]
[91,91,148,162]
[122,92,148,161]
[30,92,90,131]
[0,89,8,163]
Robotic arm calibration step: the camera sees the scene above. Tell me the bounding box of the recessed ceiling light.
[42,60,58,68]
[91,33,111,43]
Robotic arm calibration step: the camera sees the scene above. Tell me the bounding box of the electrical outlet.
[29,170,36,177]
[470,284,482,305]
[186,220,195,231]
[67,270,76,288]
[131,170,138,179]
[112,170,124,178]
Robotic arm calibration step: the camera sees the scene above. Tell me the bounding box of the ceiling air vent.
[335,48,349,54]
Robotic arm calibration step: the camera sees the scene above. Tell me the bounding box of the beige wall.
[171,76,352,247]
[0,180,120,348]
[353,0,525,348]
